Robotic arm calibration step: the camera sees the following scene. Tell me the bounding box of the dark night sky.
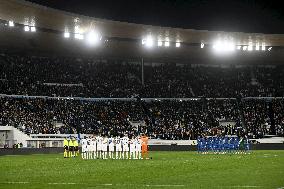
[27,0,284,34]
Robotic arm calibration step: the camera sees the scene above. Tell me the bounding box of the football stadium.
[0,0,284,188]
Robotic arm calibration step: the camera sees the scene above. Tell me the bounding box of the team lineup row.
[64,135,149,160]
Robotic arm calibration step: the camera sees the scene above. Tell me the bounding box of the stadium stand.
[1,53,284,98]
[1,95,283,140]
[0,53,284,141]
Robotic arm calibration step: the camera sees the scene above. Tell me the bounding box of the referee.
[69,137,75,157]
[63,137,69,158]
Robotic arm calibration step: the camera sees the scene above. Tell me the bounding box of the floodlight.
[75,33,84,40]
[213,40,235,53]
[248,43,253,51]
[145,35,154,47]
[268,47,272,51]
[237,46,242,50]
[243,46,247,51]
[227,42,235,51]
[158,40,163,47]
[64,32,70,38]
[165,41,170,47]
[255,43,260,51]
[212,41,222,51]
[24,25,30,32]
[262,42,266,51]
[30,26,36,32]
[86,31,101,45]
[8,21,14,27]
[201,43,204,48]
[176,42,181,48]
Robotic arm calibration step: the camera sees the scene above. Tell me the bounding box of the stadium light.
[30,26,36,32]
[176,42,181,48]
[255,43,260,51]
[248,42,253,51]
[237,45,242,50]
[262,42,266,51]
[158,40,163,47]
[64,32,70,38]
[213,40,235,53]
[165,41,170,47]
[145,35,154,47]
[213,41,223,51]
[227,42,235,51]
[201,43,205,48]
[243,46,248,51]
[86,30,101,45]
[8,21,14,27]
[75,33,84,40]
[268,47,272,51]
[24,25,30,32]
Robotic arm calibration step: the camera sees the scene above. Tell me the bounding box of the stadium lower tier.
[0,96,283,139]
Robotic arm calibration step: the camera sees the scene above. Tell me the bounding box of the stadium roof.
[0,0,284,64]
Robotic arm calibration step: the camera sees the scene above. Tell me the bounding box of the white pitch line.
[48,182,76,185]
[1,182,264,188]
[144,184,185,187]
[0,181,30,184]
[229,186,262,188]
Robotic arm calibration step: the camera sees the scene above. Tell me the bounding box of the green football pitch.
[0,151,284,189]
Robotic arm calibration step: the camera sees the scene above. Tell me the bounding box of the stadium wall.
[1,144,284,156]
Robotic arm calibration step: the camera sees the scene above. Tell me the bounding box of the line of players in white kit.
[81,135,142,160]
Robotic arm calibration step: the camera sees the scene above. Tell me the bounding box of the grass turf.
[0,151,284,189]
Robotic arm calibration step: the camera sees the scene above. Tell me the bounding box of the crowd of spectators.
[242,99,284,138]
[1,96,283,139]
[0,53,284,140]
[1,53,284,98]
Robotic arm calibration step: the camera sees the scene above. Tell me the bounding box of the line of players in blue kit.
[81,135,143,160]
[197,136,250,154]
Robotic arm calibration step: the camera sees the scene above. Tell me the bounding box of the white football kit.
[86,138,92,159]
[122,137,129,152]
[81,139,87,153]
[81,138,87,159]
[102,137,108,159]
[97,137,102,151]
[115,138,122,151]
[115,137,122,159]
[109,137,114,152]
[108,137,114,159]
[129,139,136,159]
[90,138,97,159]
[96,136,103,159]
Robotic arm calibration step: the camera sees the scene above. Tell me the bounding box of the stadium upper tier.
[0,0,284,63]
[0,53,284,98]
